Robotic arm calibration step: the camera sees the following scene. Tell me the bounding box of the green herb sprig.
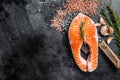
[101,3,120,48]
[80,22,85,41]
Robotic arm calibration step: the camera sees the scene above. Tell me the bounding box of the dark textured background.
[0,0,120,80]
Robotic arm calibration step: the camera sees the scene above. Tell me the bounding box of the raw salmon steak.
[68,13,98,72]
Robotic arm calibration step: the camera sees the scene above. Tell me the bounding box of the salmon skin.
[68,13,98,72]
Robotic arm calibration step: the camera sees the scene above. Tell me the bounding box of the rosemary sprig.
[80,22,85,41]
[107,3,120,33]
[101,3,120,48]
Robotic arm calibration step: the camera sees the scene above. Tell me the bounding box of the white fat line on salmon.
[78,13,85,18]
[78,13,84,22]
[94,26,98,40]
[93,35,98,40]
[70,41,72,45]
[87,52,93,72]
[79,52,87,65]
[75,15,80,20]
[91,20,95,25]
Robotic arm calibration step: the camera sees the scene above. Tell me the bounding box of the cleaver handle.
[99,40,120,68]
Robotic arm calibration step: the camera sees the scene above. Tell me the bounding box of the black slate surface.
[0,0,120,80]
